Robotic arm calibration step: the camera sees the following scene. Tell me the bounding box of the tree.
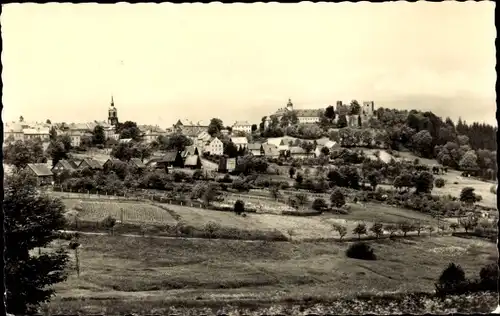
[223,141,239,158]
[20,115,24,122]
[385,224,398,237]
[312,198,328,211]
[333,223,347,240]
[111,142,134,161]
[415,221,424,236]
[414,171,434,194]
[295,193,309,209]
[435,263,467,296]
[459,150,479,173]
[68,238,81,277]
[251,124,258,133]
[49,127,57,140]
[393,173,413,192]
[367,171,382,191]
[46,119,52,124]
[427,225,435,236]
[161,133,193,152]
[320,146,330,156]
[208,118,224,136]
[325,105,336,120]
[353,222,367,240]
[289,167,296,178]
[460,187,478,207]
[92,125,106,145]
[327,169,345,187]
[234,199,245,215]
[4,141,36,168]
[435,178,446,188]
[295,173,304,184]
[47,140,69,168]
[450,222,459,232]
[131,142,152,162]
[370,222,384,239]
[458,215,478,233]
[337,114,348,128]
[330,188,346,208]
[4,171,70,315]
[349,100,361,115]
[300,141,315,155]
[204,221,220,239]
[102,215,117,235]
[411,130,433,158]
[398,221,414,237]
[117,121,142,141]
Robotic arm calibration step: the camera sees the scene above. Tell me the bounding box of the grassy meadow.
[46,234,497,314]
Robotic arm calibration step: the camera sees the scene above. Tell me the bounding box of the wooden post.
[75,248,80,277]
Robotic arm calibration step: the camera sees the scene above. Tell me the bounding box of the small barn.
[78,158,103,170]
[184,154,202,169]
[102,158,122,170]
[129,158,146,169]
[26,163,54,186]
[148,151,184,170]
[248,143,264,156]
[51,159,75,174]
[181,145,199,159]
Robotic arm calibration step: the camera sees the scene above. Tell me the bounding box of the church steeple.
[108,95,118,126]
[286,98,293,111]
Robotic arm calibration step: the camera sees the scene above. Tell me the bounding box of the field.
[63,200,177,225]
[46,234,497,314]
[61,198,446,240]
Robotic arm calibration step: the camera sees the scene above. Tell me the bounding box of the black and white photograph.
[2,2,498,315]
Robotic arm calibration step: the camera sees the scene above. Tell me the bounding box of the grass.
[61,197,447,240]
[63,200,177,225]
[47,234,497,314]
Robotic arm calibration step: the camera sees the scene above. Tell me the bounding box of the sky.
[1,2,496,127]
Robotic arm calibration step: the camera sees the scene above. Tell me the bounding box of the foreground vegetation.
[44,234,496,313]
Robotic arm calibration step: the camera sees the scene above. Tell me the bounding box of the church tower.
[286,98,294,111]
[108,95,119,126]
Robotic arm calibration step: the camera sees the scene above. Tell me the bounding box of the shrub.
[435,178,445,188]
[332,223,347,240]
[234,199,245,215]
[346,242,376,260]
[435,263,470,296]
[369,222,384,239]
[330,188,346,208]
[312,198,328,211]
[490,185,496,195]
[479,263,498,292]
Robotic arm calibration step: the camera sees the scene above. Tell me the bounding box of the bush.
[346,242,376,260]
[435,263,470,296]
[479,263,498,292]
[312,198,328,211]
[435,178,445,188]
[330,188,346,208]
[234,199,245,215]
[490,185,496,195]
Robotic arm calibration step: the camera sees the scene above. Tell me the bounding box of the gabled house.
[78,158,103,170]
[218,156,237,173]
[26,163,53,186]
[262,143,279,158]
[230,137,248,150]
[181,145,199,159]
[147,151,184,170]
[205,137,224,156]
[289,146,312,159]
[51,159,75,174]
[184,154,202,169]
[248,143,264,156]
[103,158,122,170]
[232,121,252,134]
[68,159,82,169]
[129,158,146,169]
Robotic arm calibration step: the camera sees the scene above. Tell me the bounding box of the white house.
[230,137,248,150]
[23,128,50,141]
[232,121,252,134]
[205,137,224,156]
[3,123,24,142]
[68,131,83,147]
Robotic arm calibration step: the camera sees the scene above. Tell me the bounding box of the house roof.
[119,138,133,143]
[68,159,81,168]
[53,160,75,170]
[158,151,180,163]
[247,143,263,150]
[184,155,200,166]
[181,145,199,157]
[81,158,103,169]
[23,128,50,135]
[27,163,53,177]
[233,121,251,126]
[230,137,248,144]
[295,109,323,118]
[104,158,121,165]
[4,123,23,133]
[290,146,307,154]
[129,158,146,168]
[262,143,279,156]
